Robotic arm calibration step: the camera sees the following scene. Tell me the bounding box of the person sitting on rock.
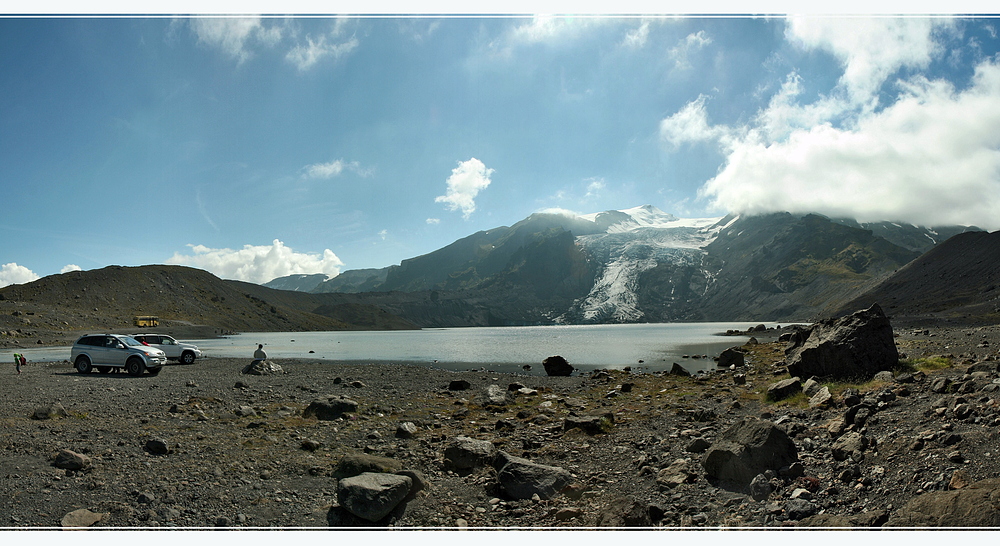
[253,344,267,362]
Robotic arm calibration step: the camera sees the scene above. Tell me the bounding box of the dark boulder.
[785,304,898,380]
[701,418,798,489]
[494,451,574,500]
[542,355,574,377]
[766,377,802,402]
[717,347,746,368]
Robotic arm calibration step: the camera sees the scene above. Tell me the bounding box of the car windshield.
[120,337,143,347]
[162,337,176,345]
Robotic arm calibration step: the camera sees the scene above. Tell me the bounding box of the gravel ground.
[2,322,1000,533]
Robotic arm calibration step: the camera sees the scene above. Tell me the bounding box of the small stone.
[61,508,104,528]
[396,422,418,439]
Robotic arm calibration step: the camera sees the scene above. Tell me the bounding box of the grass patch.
[899,355,952,373]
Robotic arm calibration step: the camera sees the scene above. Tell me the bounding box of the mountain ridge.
[266,206,983,326]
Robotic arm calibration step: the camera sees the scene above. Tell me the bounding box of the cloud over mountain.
[166,240,344,285]
[663,18,1000,230]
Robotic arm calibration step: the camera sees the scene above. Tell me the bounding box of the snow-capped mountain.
[265,206,979,326]
[558,205,733,322]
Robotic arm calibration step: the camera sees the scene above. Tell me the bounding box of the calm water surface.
[8,322,781,376]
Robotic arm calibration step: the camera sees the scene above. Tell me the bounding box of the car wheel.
[75,356,92,374]
[181,351,196,365]
[97,366,111,374]
[126,357,145,376]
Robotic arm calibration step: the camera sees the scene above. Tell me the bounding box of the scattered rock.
[443,436,496,470]
[563,413,614,435]
[336,472,413,523]
[53,449,91,471]
[303,396,359,420]
[144,438,170,455]
[333,452,402,479]
[61,508,105,528]
[766,377,802,402]
[701,418,798,489]
[242,360,284,375]
[718,347,745,368]
[448,380,471,391]
[395,422,418,439]
[542,356,574,377]
[32,402,68,420]
[494,451,574,500]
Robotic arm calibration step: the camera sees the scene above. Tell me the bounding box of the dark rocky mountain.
[836,229,1000,324]
[264,207,977,326]
[0,265,419,336]
[828,218,981,253]
[262,273,329,292]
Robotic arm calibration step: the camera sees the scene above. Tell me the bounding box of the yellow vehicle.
[134,316,159,328]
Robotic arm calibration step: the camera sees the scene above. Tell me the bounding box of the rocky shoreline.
[3,321,1000,530]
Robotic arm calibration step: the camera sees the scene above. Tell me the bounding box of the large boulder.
[494,451,574,500]
[701,418,798,489]
[443,436,496,470]
[542,356,574,377]
[885,478,1000,526]
[785,304,898,380]
[717,347,746,368]
[336,472,413,523]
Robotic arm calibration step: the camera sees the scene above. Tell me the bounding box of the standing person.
[14,353,22,375]
[253,344,267,362]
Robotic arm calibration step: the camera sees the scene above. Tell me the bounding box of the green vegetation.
[898,355,953,373]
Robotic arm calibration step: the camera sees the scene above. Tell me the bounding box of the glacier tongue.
[570,208,728,323]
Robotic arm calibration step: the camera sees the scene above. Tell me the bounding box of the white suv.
[130,333,202,365]
[71,334,167,376]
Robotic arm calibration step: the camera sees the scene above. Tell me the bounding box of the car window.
[161,337,175,345]
[121,337,143,347]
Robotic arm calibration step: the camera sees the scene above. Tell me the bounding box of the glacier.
[566,205,730,323]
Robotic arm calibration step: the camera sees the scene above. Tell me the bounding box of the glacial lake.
[9,322,785,376]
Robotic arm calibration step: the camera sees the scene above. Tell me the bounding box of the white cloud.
[658,18,1000,230]
[785,17,950,106]
[426,218,441,225]
[286,35,359,71]
[0,263,40,288]
[301,159,371,179]
[378,229,388,240]
[585,178,606,197]
[668,30,712,70]
[61,264,82,274]
[689,58,1000,230]
[166,239,344,284]
[435,158,494,219]
[189,17,281,64]
[659,94,729,148]
[621,21,650,49]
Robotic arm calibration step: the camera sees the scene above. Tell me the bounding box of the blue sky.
[2,11,1000,287]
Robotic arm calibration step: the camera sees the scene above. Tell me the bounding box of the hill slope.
[836,230,1000,323]
[0,265,418,339]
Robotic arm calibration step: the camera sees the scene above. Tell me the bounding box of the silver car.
[71,334,167,376]
[130,333,202,364]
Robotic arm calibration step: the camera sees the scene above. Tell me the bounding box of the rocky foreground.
[3,320,1000,529]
